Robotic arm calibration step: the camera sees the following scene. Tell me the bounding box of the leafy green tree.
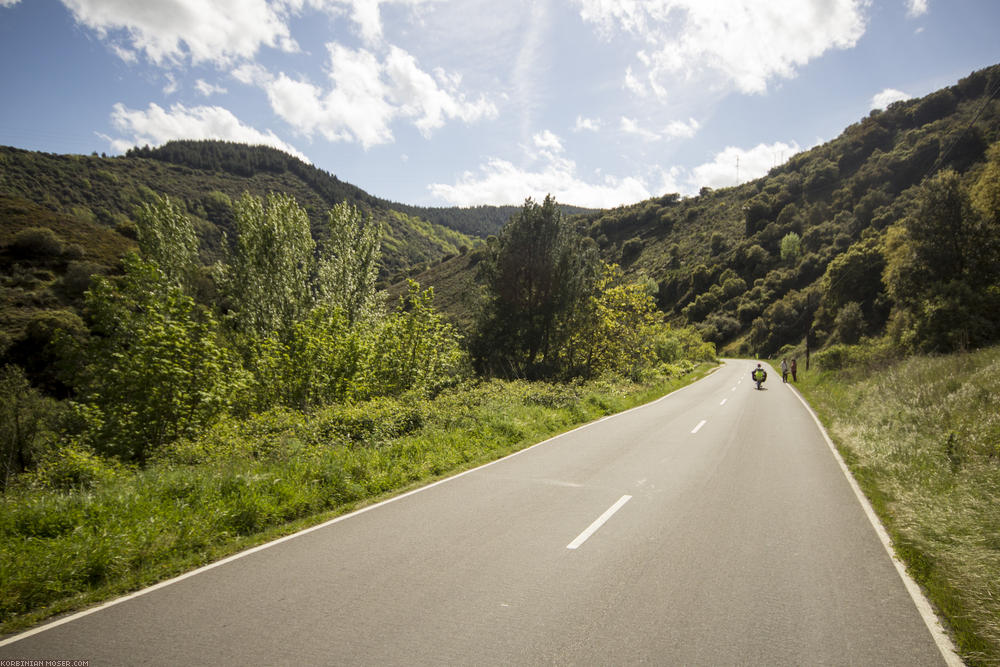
[971,141,1000,224]
[471,196,600,379]
[134,194,199,292]
[248,305,366,412]
[566,265,663,379]
[834,301,865,344]
[779,232,801,263]
[315,201,384,325]
[366,282,465,397]
[817,236,886,329]
[223,192,316,341]
[884,170,1000,351]
[0,365,60,490]
[74,255,241,462]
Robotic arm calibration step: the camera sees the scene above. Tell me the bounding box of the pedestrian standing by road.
[791,358,798,382]
[780,358,789,383]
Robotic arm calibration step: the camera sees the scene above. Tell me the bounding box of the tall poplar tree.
[224,192,316,341]
[315,201,384,325]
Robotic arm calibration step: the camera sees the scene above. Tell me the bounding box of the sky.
[1,1,998,209]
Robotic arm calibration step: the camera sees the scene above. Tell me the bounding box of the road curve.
[1,360,957,665]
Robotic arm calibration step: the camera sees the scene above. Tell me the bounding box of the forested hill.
[386,202,597,238]
[406,63,1000,356]
[127,141,597,239]
[0,141,475,284]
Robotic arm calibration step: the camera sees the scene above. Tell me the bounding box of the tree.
[834,301,865,344]
[471,196,600,379]
[134,195,199,293]
[779,232,801,263]
[223,192,315,341]
[971,141,1000,224]
[818,236,886,326]
[0,365,59,491]
[74,255,241,462]
[366,282,465,397]
[248,305,365,411]
[315,201,384,325]
[566,265,663,379]
[884,170,1000,351]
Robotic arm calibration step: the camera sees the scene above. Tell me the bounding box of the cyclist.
[751,363,767,389]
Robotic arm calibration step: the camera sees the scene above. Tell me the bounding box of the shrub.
[0,366,62,491]
[30,444,125,491]
[10,228,64,258]
[61,261,105,300]
[621,237,643,264]
[835,301,865,344]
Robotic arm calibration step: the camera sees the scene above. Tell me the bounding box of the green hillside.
[404,63,1000,355]
[0,141,503,352]
[0,142,473,281]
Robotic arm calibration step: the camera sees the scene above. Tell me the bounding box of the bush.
[834,301,865,344]
[10,228,64,258]
[30,444,125,491]
[0,365,62,491]
[813,338,900,373]
[621,237,643,264]
[60,261,105,300]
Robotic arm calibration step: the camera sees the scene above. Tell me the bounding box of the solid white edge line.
[789,386,963,666]
[567,495,632,550]
[691,419,707,434]
[1,365,727,647]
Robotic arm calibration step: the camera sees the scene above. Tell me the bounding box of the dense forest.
[408,63,1000,359]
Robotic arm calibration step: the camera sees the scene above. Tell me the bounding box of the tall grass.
[797,346,1000,666]
[0,367,713,633]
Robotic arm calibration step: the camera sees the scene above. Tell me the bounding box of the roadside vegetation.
[0,188,716,632]
[0,370,713,634]
[798,343,1000,666]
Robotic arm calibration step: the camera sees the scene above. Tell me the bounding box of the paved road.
[2,361,956,665]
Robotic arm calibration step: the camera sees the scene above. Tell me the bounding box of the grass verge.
[1,365,715,635]
[794,347,1000,666]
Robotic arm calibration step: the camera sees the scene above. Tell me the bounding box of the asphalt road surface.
[1,360,958,665]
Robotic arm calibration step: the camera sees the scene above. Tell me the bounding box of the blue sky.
[1,0,998,208]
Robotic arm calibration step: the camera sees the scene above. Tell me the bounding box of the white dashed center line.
[567,495,632,550]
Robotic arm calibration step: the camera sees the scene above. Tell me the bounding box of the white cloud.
[574,115,601,132]
[231,63,271,86]
[107,101,310,162]
[0,0,22,6]
[664,117,700,139]
[906,0,928,18]
[619,116,699,141]
[428,137,651,208]
[323,0,440,46]
[61,0,298,66]
[624,66,647,96]
[871,87,912,110]
[195,79,229,97]
[384,45,496,136]
[577,0,869,95]
[620,116,660,141]
[689,141,801,190]
[533,129,563,152]
[162,73,179,96]
[255,43,495,148]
